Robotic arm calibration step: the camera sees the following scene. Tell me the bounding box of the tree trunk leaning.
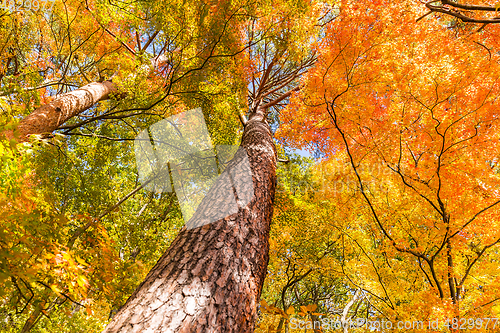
[103,108,277,333]
[3,80,117,141]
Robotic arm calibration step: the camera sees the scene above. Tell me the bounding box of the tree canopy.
[1,0,500,332]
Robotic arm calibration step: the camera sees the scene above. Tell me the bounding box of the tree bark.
[103,107,277,333]
[20,304,42,333]
[3,80,117,141]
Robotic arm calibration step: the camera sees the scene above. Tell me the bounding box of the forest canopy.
[1,0,500,332]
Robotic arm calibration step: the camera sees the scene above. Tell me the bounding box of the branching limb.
[423,0,500,24]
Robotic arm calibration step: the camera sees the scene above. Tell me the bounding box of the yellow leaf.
[75,256,87,266]
[50,284,62,294]
[306,304,317,312]
[76,275,88,289]
[286,306,295,315]
[260,299,269,308]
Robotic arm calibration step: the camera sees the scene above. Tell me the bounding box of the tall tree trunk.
[3,80,116,141]
[103,107,277,332]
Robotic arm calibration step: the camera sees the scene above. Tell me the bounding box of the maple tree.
[276,0,500,331]
[3,0,500,332]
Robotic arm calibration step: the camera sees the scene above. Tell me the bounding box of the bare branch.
[261,86,300,109]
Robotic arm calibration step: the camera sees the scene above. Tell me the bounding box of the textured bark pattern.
[6,81,116,141]
[103,111,276,333]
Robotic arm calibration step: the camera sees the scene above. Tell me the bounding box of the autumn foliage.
[274,0,500,331]
[2,0,500,332]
